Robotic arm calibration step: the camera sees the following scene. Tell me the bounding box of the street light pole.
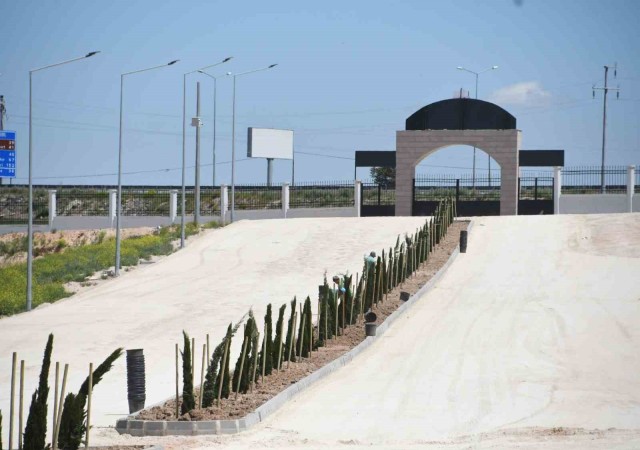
[197,71,223,188]
[26,51,100,310]
[457,65,498,190]
[229,64,278,223]
[115,59,179,277]
[180,57,232,249]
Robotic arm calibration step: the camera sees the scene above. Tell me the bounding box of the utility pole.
[593,64,620,193]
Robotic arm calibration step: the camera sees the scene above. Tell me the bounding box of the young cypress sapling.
[283,298,297,362]
[214,324,233,399]
[232,313,258,394]
[259,304,274,376]
[297,297,313,357]
[180,331,195,414]
[23,333,53,450]
[272,304,287,369]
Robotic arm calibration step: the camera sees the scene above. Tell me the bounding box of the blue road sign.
[0,130,16,177]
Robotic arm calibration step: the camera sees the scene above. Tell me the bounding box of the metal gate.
[413,175,500,217]
[361,182,395,216]
[518,176,554,214]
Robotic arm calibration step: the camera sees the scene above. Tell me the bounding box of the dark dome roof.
[406,98,516,131]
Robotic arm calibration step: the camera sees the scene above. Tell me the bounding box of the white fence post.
[282,183,290,218]
[553,167,561,215]
[48,189,57,229]
[354,180,362,217]
[220,184,228,225]
[628,165,635,213]
[108,189,117,227]
[169,190,178,223]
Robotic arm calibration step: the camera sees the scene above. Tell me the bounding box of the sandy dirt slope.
[0,216,427,436]
[93,213,640,449]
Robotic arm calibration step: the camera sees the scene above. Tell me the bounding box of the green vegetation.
[23,334,53,450]
[0,222,221,317]
[180,331,195,414]
[57,348,123,450]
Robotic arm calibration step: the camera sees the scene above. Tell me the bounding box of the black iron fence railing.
[56,188,110,216]
[361,181,395,206]
[234,185,282,210]
[414,175,500,201]
[561,165,628,194]
[0,187,49,224]
[518,177,554,200]
[290,181,354,208]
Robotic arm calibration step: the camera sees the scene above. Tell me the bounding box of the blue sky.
[1,0,638,185]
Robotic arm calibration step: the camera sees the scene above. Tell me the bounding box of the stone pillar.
[553,166,562,215]
[108,189,117,228]
[282,183,290,218]
[220,184,228,225]
[628,165,635,213]
[169,190,178,223]
[354,180,362,217]
[48,190,57,229]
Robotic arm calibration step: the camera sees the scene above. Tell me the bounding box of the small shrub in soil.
[297,296,313,357]
[57,348,123,450]
[23,333,53,450]
[213,324,233,400]
[272,304,287,370]
[180,331,195,414]
[202,318,243,407]
[283,298,297,363]
[232,313,258,394]
[258,305,274,376]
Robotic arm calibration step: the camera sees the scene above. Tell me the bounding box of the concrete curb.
[115,220,471,437]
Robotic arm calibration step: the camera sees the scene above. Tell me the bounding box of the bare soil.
[135,220,469,422]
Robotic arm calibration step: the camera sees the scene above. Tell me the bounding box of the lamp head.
[223,57,233,62]
[456,66,464,70]
[168,60,179,66]
[492,65,499,70]
[268,64,278,68]
[85,51,101,58]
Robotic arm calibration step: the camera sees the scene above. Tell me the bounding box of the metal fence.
[518,176,554,200]
[561,165,628,194]
[57,188,110,216]
[233,184,282,210]
[361,180,394,206]
[290,181,354,208]
[0,187,49,224]
[414,175,500,201]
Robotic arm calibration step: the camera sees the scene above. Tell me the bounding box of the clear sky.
[1,0,638,186]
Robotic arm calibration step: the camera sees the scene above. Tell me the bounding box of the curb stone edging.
[115,220,472,436]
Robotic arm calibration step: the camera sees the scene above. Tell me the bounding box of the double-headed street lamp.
[180,57,233,249]
[26,51,100,310]
[115,60,179,277]
[229,64,278,223]
[197,70,224,188]
[456,65,499,188]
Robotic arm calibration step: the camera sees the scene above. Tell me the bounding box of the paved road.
[0,216,427,441]
[153,213,640,449]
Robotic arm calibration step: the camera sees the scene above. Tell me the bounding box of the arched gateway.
[396,98,520,216]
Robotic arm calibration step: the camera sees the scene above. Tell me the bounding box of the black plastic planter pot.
[126,349,146,413]
[460,230,468,253]
[365,322,377,337]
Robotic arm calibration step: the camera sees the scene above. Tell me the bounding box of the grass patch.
[0,222,215,316]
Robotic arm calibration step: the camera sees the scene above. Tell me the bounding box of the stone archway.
[395,99,521,216]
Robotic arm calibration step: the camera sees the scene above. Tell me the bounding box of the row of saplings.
[176,198,456,416]
[0,334,122,450]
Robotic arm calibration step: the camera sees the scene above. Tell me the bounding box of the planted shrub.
[202,318,243,407]
[258,305,274,376]
[23,333,53,450]
[213,324,232,400]
[232,312,258,394]
[57,348,123,450]
[180,331,195,414]
[272,304,287,370]
[283,298,297,363]
[297,296,313,357]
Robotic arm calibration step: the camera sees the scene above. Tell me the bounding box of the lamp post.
[229,64,278,223]
[456,65,499,189]
[26,51,100,310]
[115,59,179,277]
[197,70,224,188]
[180,57,232,249]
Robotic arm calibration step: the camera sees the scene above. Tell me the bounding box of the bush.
[213,325,232,400]
[23,334,53,450]
[180,331,195,414]
[258,305,274,377]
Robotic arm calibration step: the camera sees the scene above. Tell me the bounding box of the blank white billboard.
[247,128,293,159]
